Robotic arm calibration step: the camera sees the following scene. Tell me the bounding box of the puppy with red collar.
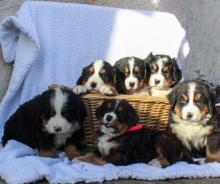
[75,99,195,167]
[168,80,220,162]
[73,60,117,96]
[145,52,182,96]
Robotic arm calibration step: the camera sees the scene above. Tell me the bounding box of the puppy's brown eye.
[179,95,187,104]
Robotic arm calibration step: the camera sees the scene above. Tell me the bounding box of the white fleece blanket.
[0,1,207,183]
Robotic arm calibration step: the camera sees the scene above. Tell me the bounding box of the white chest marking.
[97,134,116,156]
[171,114,213,150]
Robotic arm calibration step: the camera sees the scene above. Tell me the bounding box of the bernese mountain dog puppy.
[145,52,182,96]
[168,80,220,162]
[113,57,151,94]
[75,99,194,167]
[2,87,87,159]
[73,60,117,96]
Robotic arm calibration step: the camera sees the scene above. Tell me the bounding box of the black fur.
[77,60,114,86]
[2,88,87,153]
[114,57,150,94]
[90,99,194,166]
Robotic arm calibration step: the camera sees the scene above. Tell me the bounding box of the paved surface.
[1,178,220,184]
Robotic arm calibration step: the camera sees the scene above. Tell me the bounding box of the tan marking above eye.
[100,69,106,75]
[152,64,158,71]
[134,66,140,72]
[125,67,129,73]
[118,106,123,112]
[194,93,202,101]
[181,94,188,101]
[162,66,170,73]
[89,67,94,73]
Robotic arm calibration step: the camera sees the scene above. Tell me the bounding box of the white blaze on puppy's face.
[44,88,73,134]
[182,82,202,121]
[149,57,167,89]
[125,58,138,91]
[84,60,105,91]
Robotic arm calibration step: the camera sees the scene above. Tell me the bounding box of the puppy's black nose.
[106,114,113,122]
[155,79,160,85]
[54,127,62,132]
[90,82,97,88]
[129,82,135,88]
[187,113,193,119]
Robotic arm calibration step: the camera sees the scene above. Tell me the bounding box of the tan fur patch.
[156,147,170,167]
[201,106,209,119]
[77,152,107,165]
[89,66,94,73]
[125,67,129,73]
[205,145,220,162]
[174,105,183,118]
[165,78,175,87]
[194,93,202,101]
[100,69,106,75]
[139,79,146,89]
[134,66,140,72]
[152,64,158,71]
[64,144,80,159]
[38,150,58,158]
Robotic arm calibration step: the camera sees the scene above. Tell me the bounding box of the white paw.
[148,158,162,168]
[72,85,87,95]
[99,85,116,96]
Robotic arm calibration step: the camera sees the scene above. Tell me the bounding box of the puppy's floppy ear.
[171,58,182,85]
[207,86,216,115]
[76,99,87,125]
[144,52,154,64]
[167,84,179,111]
[76,66,89,85]
[144,62,151,81]
[124,102,139,126]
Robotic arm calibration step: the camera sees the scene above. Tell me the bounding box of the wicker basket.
[81,94,170,146]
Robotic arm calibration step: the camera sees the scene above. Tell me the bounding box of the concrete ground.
[1,0,220,184]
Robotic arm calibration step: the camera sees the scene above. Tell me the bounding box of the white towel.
[0,1,201,183]
[1,140,220,184]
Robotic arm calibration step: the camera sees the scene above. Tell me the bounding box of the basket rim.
[81,93,169,103]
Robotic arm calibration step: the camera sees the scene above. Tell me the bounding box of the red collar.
[127,124,143,132]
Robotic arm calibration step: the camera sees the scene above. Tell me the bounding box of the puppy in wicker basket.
[113,57,151,94]
[74,99,195,167]
[168,80,220,163]
[145,52,182,96]
[73,60,117,96]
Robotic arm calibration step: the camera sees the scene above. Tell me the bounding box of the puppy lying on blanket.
[145,52,182,97]
[73,60,117,96]
[75,99,195,167]
[2,87,87,159]
[167,80,220,163]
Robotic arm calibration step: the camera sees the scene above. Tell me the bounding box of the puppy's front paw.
[99,85,117,96]
[148,158,162,168]
[73,85,87,95]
